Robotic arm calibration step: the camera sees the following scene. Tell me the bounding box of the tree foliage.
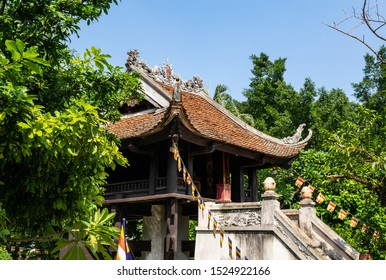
[352,46,386,112]
[0,0,142,122]
[0,0,141,259]
[213,84,255,127]
[243,53,298,136]
[233,48,386,258]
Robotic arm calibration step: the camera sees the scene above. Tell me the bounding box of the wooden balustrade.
[104,177,188,197]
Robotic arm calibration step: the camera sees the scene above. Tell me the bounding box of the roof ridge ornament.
[173,77,182,102]
[282,124,312,145]
[126,49,206,94]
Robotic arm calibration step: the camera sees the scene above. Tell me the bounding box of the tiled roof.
[108,51,311,160]
[107,110,166,139]
[181,92,307,158]
[107,83,309,158]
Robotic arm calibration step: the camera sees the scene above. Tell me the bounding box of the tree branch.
[6,236,60,243]
[362,0,386,42]
[326,0,386,64]
[327,174,374,188]
[324,22,386,64]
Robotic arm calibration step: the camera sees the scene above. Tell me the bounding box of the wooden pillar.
[248,168,257,202]
[239,168,246,202]
[165,198,178,260]
[167,146,178,193]
[231,157,242,202]
[111,204,123,228]
[187,155,194,196]
[149,155,156,195]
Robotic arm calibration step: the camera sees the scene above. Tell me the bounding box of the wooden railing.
[105,179,149,194]
[105,177,188,197]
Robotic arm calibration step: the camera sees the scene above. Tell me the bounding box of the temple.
[104,51,356,260]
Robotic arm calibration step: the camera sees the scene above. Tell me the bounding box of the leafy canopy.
[0,0,141,259]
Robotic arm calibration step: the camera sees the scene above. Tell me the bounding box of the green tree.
[310,87,357,149]
[0,0,141,121]
[242,53,309,138]
[213,84,254,127]
[308,108,386,259]
[248,49,386,258]
[0,45,126,257]
[352,46,386,113]
[0,0,141,259]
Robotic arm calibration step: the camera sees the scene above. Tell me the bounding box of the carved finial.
[263,177,276,192]
[300,186,313,199]
[126,49,140,71]
[173,77,182,102]
[163,60,173,80]
[125,50,206,93]
[282,123,312,145]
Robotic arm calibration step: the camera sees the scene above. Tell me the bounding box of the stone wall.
[194,178,359,260]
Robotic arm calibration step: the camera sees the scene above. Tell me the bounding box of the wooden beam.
[104,193,220,205]
[178,125,212,147]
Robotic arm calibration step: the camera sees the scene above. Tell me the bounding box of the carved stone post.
[299,186,316,238]
[261,177,280,226]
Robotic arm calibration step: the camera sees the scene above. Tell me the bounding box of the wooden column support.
[248,168,258,202]
[167,146,178,193]
[165,198,178,259]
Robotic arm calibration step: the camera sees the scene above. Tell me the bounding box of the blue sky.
[69,0,378,101]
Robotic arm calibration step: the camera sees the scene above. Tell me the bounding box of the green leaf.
[0,55,10,67]
[14,39,25,54]
[89,235,98,253]
[0,112,6,122]
[17,122,31,129]
[5,39,24,61]
[62,244,87,260]
[22,61,43,75]
[52,240,73,253]
[94,60,104,71]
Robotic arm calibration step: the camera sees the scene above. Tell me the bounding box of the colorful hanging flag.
[191,184,196,198]
[236,246,241,260]
[116,218,133,260]
[338,209,347,220]
[295,177,305,187]
[186,174,192,185]
[361,224,367,233]
[173,147,178,161]
[315,193,325,204]
[220,229,224,248]
[201,200,205,216]
[183,168,187,182]
[350,217,359,228]
[207,211,212,229]
[228,237,233,259]
[177,157,182,172]
[213,218,217,238]
[327,201,336,212]
[308,184,315,192]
